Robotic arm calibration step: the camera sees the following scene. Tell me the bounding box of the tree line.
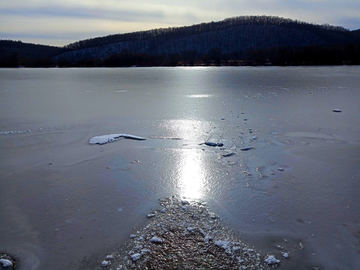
[1,15,360,67]
[2,43,358,68]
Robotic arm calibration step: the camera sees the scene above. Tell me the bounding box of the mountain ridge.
[1,15,360,67]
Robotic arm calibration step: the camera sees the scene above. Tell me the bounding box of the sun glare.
[179,150,205,199]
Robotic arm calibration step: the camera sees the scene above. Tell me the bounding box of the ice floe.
[150,236,163,243]
[264,254,280,265]
[89,134,146,145]
[101,260,110,266]
[130,253,141,261]
[0,258,13,267]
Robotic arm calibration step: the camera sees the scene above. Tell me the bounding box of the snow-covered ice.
[264,255,280,265]
[150,236,163,243]
[101,260,110,266]
[0,259,13,267]
[89,134,146,145]
[131,253,141,261]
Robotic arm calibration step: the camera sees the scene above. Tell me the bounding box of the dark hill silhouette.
[1,15,360,67]
[0,40,64,67]
[55,16,359,61]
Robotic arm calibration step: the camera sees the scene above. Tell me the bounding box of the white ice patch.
[0,259,13,267]
[264,255,280,265]
[186,94,212,98]
[0,130,32,135]
[131,253,141,261]
[215,240,231,250]
[101,260,110,266]
[89,134,146,145]
[150,236,163,243]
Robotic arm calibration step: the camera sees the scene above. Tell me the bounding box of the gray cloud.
[0,6,165,22]
[1,0,359,45]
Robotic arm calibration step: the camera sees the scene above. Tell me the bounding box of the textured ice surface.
[103,196,269,269]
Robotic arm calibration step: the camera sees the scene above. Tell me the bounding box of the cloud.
[0,0,359,46]
[0,6,165,22]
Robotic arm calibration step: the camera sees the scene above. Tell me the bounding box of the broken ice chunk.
[150,236,163,243]
[0,259,13,267]
[215,240,230,250]
[264,255,280,265]
[131,253,141,261]
[89,134,146,145]
[101,260,110,266]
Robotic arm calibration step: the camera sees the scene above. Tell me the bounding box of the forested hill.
[64,16,356,51]
[55,16,360,66]
[1,15,360,67]
[0,40,64,67]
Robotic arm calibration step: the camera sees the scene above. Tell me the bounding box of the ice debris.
[264,255,280,265]
[101,260,110,266]
[202,142,224,147]
[105,196,270,269]
[150,236,163,243]
[215,240,231,250]
[146,213,156,218]
[89,134,146,145]
[0,258,13,267]
[240,147,254,151]
[222,152,235,157]
[130,253,141,261]
[0,130,32,135]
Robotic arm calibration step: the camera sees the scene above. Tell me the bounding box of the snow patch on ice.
[101,260,110,266]
[130,253,141,261]
[0,259,13,267]
[89,134,146,145]
[264,255,280,265]
[150,236,163,243]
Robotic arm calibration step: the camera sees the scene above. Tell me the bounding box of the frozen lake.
[0,67,359,269]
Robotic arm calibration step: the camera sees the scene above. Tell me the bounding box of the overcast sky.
[1,0,359,46]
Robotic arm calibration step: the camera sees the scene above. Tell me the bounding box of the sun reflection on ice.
[162,119,208,200]
[179,150,205,200]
